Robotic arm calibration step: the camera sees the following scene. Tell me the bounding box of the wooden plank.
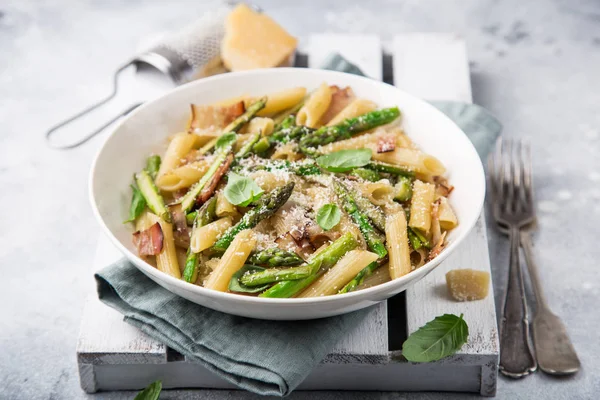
[308,33,388,361]
[392,34,498,396]
[393,33,472,102]
[77,235,167,392]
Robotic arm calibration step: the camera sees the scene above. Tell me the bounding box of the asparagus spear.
[394,176,413,201]
[258,232,358,297]
[350,168,382,182]
[407,228,423,250]
[240,264,312,287]
[182,197,217,283]
[235,132,261,159]
[123,184,146,223]
[248,247,304,267]
[223,97,267,133]
[269,125,314,145]
[212,182,295,251]
[298,107,401,153]
[365,161,415,178]
[272,101,304,125]
[179,136,235,213]
[352,190,386,233]
[242,159,321,177]
[333,180,388,258]
[339,258,388,294]
[185,211,197,226]
[409,227,431,249]
[251,137,271,154]
[135,170,171,222]
[146,155,161,179]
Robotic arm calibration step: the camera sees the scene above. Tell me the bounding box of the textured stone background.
[1,0,599,399]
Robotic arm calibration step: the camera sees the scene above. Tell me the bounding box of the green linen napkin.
[95,53,502,397]
[96,262,370,396]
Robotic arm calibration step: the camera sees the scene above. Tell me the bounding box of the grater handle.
[45,62,141,149]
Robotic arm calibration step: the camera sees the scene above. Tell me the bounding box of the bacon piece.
[376,135,396,153]
[188,101,245,133]
[427,231,447,262]
[319,86,355,125]
[170,205,190,248]
[433,176,454,197]
[197,153,234,205]
[132,222,164,256]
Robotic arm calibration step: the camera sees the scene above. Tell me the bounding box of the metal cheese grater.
[46,4,235,149]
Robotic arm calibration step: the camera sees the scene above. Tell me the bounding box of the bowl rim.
[89,67,485,306]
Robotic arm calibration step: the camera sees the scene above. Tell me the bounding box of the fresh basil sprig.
[402,313,469,362]
[145,155,161,179]
[123,184,146,223]
[229,265,271,293]
[215,132,238,149]
[224,172,264,207]
[316,149,372,172]
[134,380,162,400]
[316,204,341,231]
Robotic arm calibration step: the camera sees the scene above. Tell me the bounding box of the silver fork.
[489,138,537,378]
[489,138,581,377]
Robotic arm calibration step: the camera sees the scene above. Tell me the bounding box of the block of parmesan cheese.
[221,4,298,71]
[445,269,490,301]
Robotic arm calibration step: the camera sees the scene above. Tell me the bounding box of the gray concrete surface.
[1,0,599,399]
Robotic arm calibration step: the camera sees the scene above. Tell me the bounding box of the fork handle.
[499,226,537,378]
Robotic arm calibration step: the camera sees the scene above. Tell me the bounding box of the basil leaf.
[215,132,237,150]
[145,155,161,179]
[402,313,469,362]
[134,380,162,400]
[224,172,264,206]
[229,265,271,293]
[316,149,372,172]
[316,204,341,231]
[123,184,146,223]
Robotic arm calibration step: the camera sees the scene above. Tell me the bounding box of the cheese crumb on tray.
[221,4,298,71]
[445,269,490,301]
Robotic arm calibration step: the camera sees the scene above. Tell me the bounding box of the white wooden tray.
[77,33,499,397]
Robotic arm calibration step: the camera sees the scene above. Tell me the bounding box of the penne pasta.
[410,248,427,269]
[256,87,306,116]
[326,98,377,126]
[157,132,198,178]
[298,250,378,297]
[250,170,287,193]
[244,117,275,136]
[271,142,303,161]
[155,160,211,192]
[409,180,436,233]
[438,196,458,230]
[319,86,355,125]
[372,148,446,176]
[386,211,412,280]
[359,181,395,206]
[190,217,232,253]
[355,264,391,290]
[144,212,182,279]
[215,191,239,218]
[204,229,256,292]
[320,127,409,153]
[296,83,332,128]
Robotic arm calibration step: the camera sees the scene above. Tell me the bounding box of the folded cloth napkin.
[96,53,502,397]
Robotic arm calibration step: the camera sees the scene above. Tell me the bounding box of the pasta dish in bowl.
[90,68,484,319]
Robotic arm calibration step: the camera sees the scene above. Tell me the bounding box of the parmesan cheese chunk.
[221,4,297,71]
[445,269,490,301]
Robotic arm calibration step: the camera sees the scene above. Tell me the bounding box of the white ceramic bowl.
[90,68,485,320]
